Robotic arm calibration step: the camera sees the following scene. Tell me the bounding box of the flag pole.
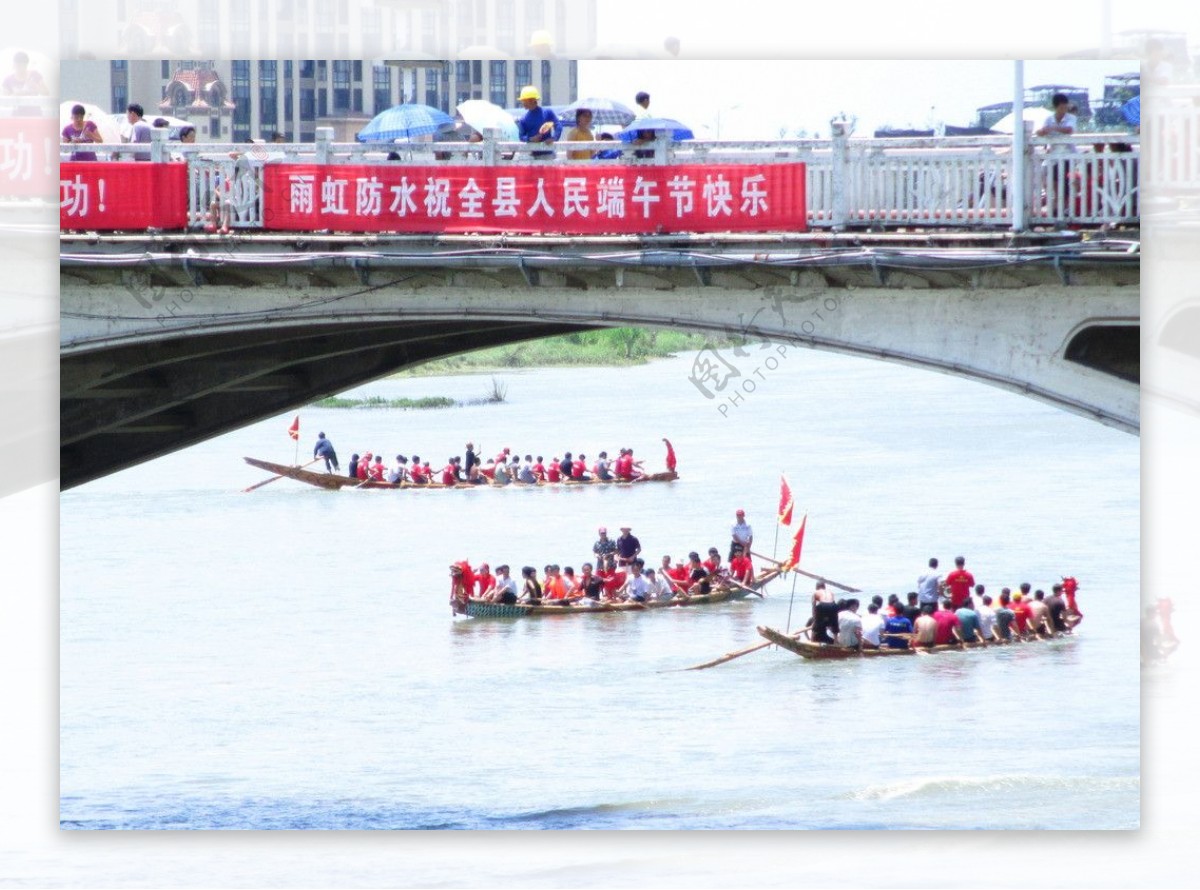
[785,571,798,634]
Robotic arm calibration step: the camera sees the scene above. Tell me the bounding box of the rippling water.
[59,349,1139,829]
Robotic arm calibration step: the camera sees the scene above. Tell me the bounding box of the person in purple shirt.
[62,104,102,161]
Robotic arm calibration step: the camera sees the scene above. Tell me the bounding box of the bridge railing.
[66,128,1142,232]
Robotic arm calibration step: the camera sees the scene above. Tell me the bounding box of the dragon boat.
[755,624,1076,660]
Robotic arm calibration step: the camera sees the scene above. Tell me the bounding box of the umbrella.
[991,106,1047,134]
[1120,95,1140,127]
[560,97,636,127]
[456,99,518,141]
[356,103,455,142]
[60,101,122,143]
[618,117,694,142]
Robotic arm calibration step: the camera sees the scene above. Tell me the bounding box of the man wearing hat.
[615,526,642,567]
[730,509,753,561]
[516,84,560,156]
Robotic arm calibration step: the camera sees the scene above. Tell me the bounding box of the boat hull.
[244,457,678,490]
[756,625,1073,659]
[458,583,761,619]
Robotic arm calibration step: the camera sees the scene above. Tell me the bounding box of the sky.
[578,59,1140,138]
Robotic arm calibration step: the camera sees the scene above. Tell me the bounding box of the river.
[59,347,1139,830]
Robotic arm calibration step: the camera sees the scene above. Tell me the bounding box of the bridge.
[60,131,1140,489]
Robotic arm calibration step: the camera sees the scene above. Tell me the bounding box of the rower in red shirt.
[571,454,591,481]
[532,456,547,482]
[367,455,386,482]
[613,449,633,480]
[598,557,626,600]
[543,565,567,600]
[475,564,496,598]
[944,556,976,609]
[931,600,964,645]
[1062,576,1083,623]
[546,458,561,482]
[409,459,427,484]
[356,452,373,480]
[729,545,754,584]
[441,460,457,485]
[1011,592,1035,634]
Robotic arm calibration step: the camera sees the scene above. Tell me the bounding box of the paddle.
[749,551,861,593]
[720,575,765,599]
[672,625,811,671]
[242,458,321,492]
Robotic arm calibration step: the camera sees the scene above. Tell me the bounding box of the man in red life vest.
[944,556,975,609]
[598,556,626,600]
[1010,591,1035,635]
[441,458,457,485]
[532,456,547,482]
[409,457,427,484]
[613,449,633,480]
[356,452,373,480]
[475,564,496,598]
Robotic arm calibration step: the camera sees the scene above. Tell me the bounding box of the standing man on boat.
[944,556,975,609]
[464,442,478,475]
[593,527,617,563]
[917,558,943,613]
[729,509,753,560]
[313,432,339,473]
[615,526,642,567]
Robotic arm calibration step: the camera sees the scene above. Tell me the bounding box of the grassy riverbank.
[398,328,727,376]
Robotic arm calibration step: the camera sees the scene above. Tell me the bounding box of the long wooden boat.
[244,456,678,491]
[456,569,781,618]
[756,624,1074,660]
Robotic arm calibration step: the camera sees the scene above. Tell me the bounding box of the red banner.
[1,118,58,198]
[262,163,806,235]
[60,162,189,231]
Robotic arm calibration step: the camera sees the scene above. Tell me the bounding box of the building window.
[285,60,293,80]
[353,61,362,82]
[300,60,314,79]
[318,88,327,117]
[332,60,351,111]
[300,88,315,119]
[489,60,507,107]
[161,60,171,79]
[352,88,362,112]
[373,66,391,114]
[231,59,251,141]
[515,60,531,87]
[541,60,551,104]
[112,85,127,115]
[425,66,441,110]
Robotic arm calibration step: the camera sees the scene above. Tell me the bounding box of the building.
[60,55,579,143]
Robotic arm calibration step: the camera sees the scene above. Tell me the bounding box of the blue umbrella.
[1120,95,1140,127]
[356,103,455,142]
[618,117,694,141]
[560,97,637,127]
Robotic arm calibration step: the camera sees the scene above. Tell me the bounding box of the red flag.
[778,474,794,526]
[287,416,300,441]
[663,438,677,472]
[782,514,807,572]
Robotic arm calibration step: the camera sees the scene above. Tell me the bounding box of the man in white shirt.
[619,561,652,603]
[836,599,864,648]
[976,588,997,641]
[860,601,885,648]
[730,509,753,560]
[633,91,651,120]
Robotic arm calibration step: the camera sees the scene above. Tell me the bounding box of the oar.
[242,458,320,492]
[720,575,764,599]
[672,627,809,671]
[750,551,861,593]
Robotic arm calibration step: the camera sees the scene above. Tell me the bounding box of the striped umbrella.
[560,97,637,127]
[356,103,455,142]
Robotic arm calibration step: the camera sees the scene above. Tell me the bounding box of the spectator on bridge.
[125,103,154,160]
[564,107,596,160]
[1036,93,1076,139]
[516,85,560,158]
[633,91,651,120]
[61,103,102,162]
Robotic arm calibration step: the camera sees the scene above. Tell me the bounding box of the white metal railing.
[62,127,1143,232]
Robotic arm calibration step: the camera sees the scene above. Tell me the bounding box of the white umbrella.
[991,106,1047,134]
[59,101,121,143]
[456,99,518,141]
